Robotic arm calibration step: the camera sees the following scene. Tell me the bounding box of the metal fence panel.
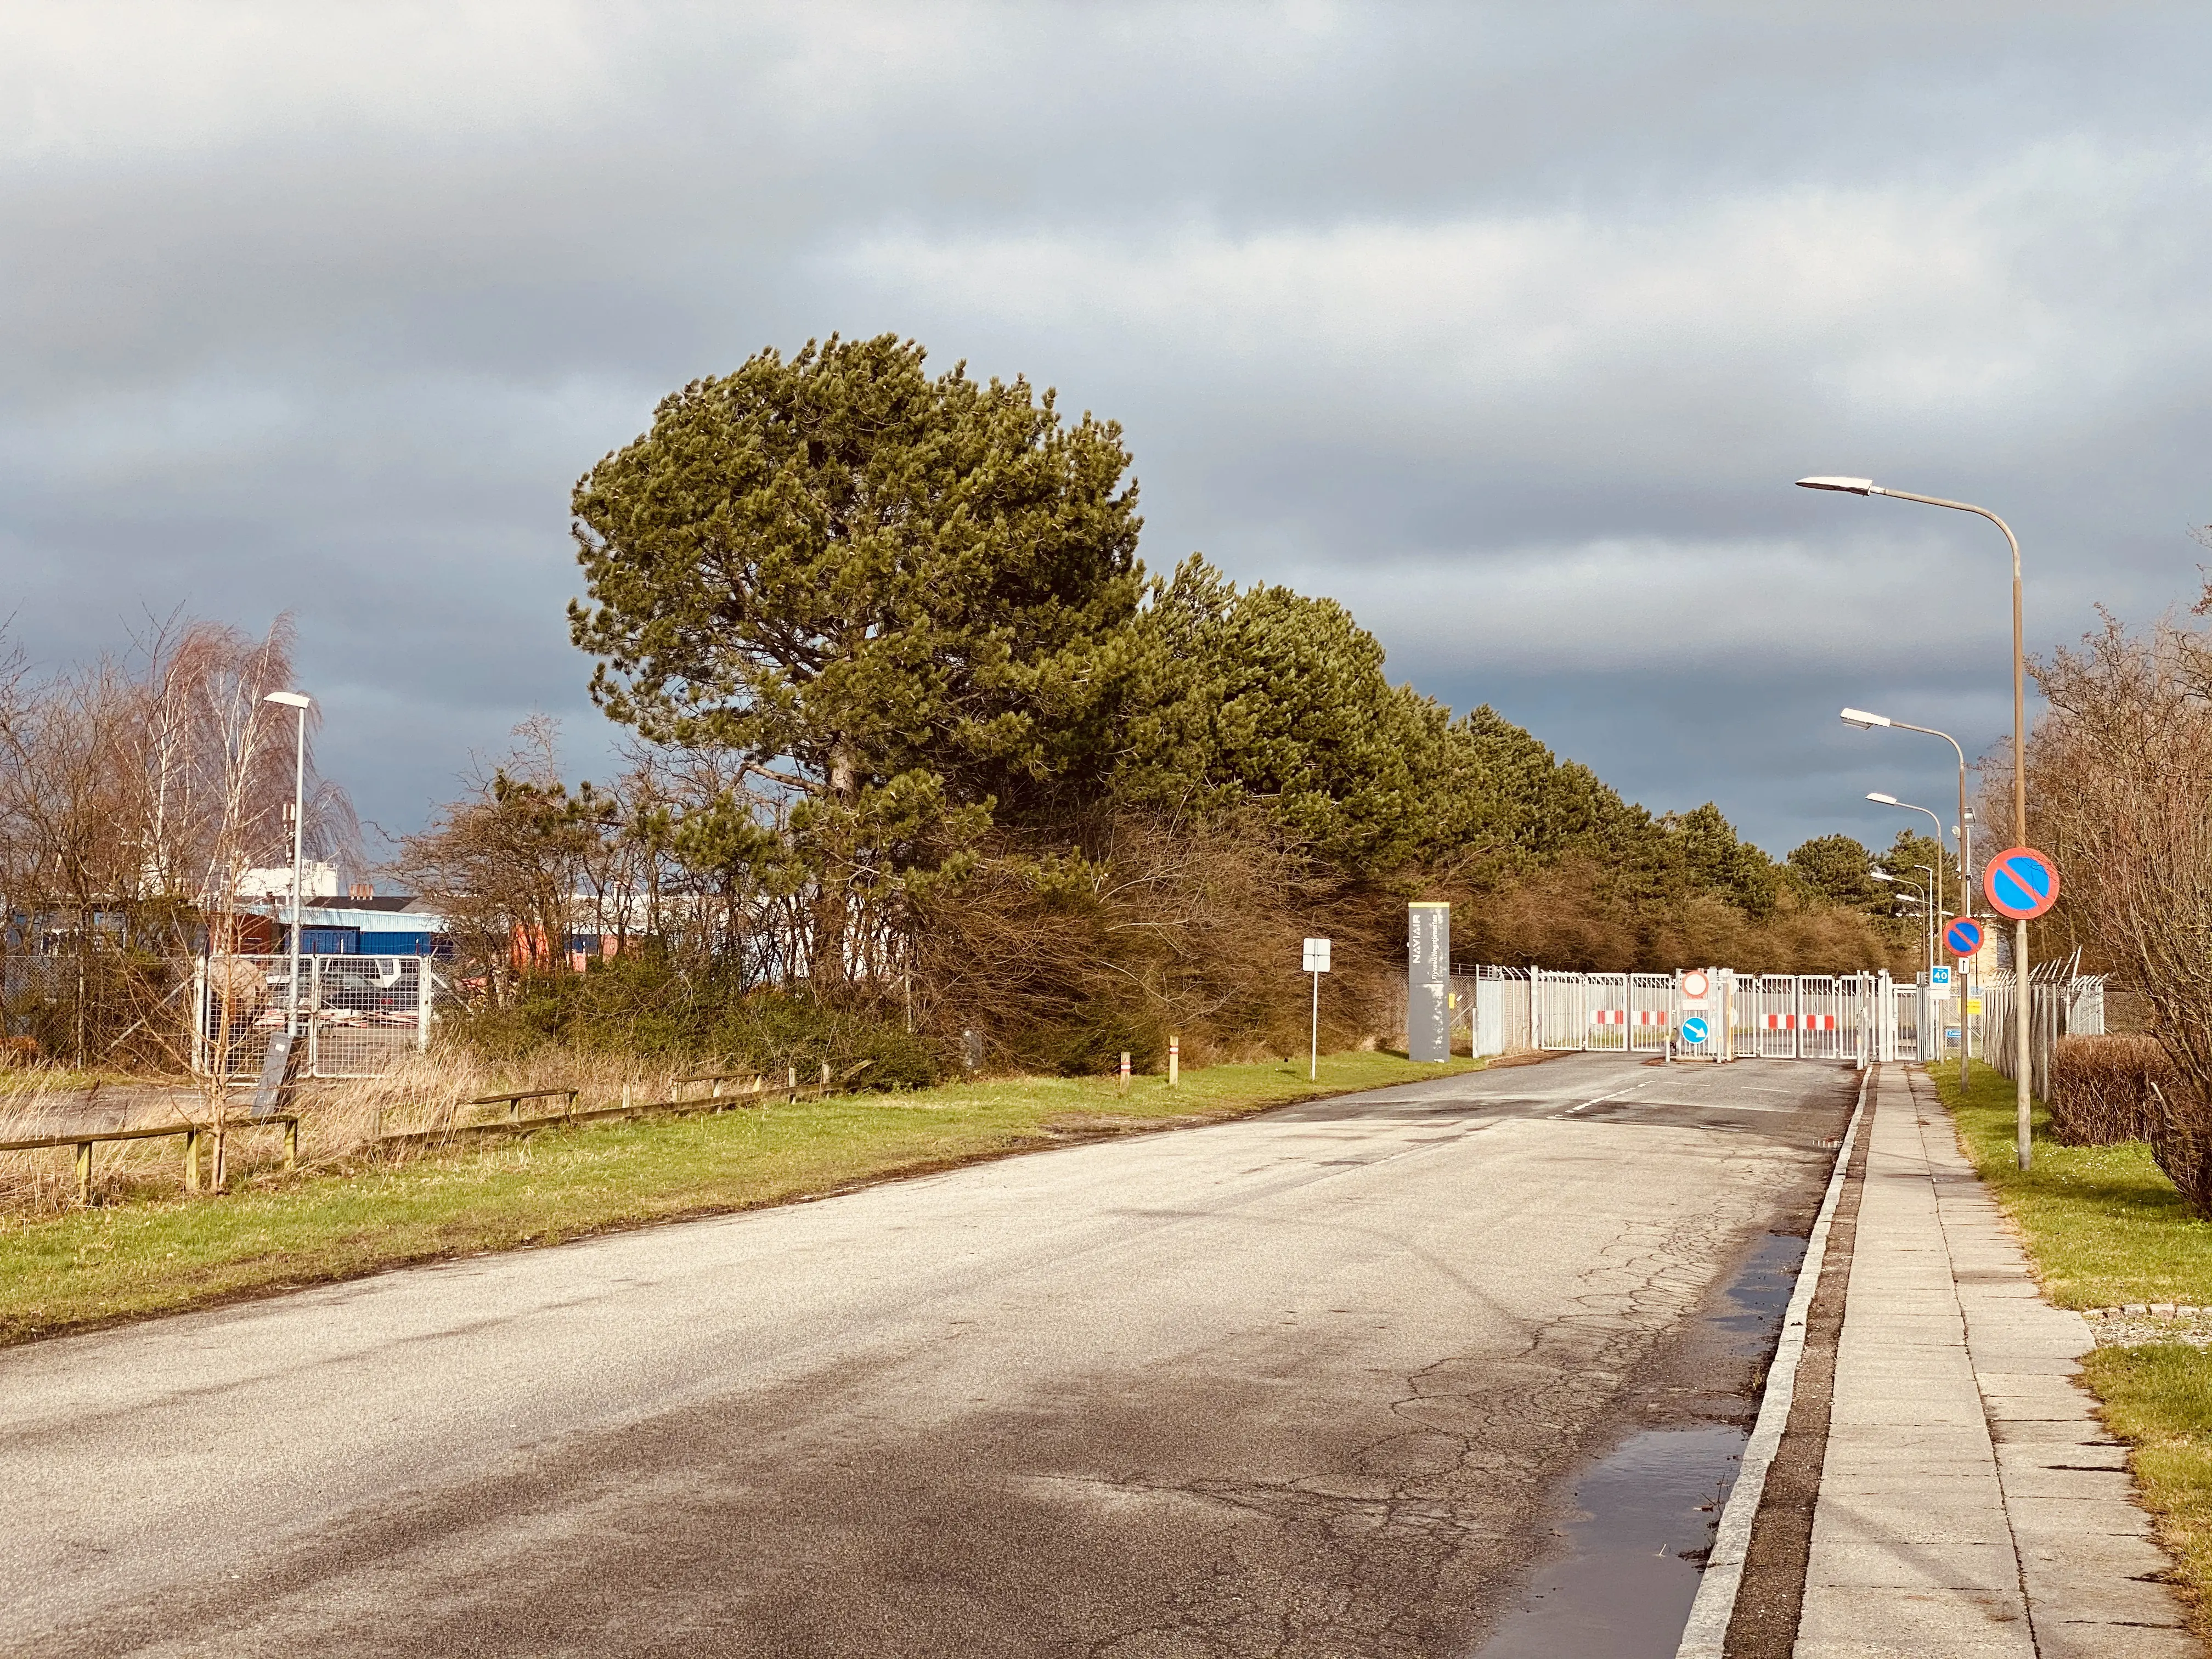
[197,953,438,1081]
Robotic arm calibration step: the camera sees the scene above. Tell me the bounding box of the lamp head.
[1796,476,1878,495]
[1866,791,1899,805]
[263,691,311,709]
[1839,707,1892,728]
[1868,871,1897,883]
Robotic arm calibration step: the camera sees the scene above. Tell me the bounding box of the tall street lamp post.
[1801,476,2033,1170]
[263,691,312,1041]
[1864,791,1949,922]
[1842,708,1977,1067]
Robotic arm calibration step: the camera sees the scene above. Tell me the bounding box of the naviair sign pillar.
[1408,902,1450,1063]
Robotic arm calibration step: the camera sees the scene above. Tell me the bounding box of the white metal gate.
[1530,968,1910,1064]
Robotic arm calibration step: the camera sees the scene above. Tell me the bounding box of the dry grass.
[0,1047,789,1219]
[0,1049,1484,1345]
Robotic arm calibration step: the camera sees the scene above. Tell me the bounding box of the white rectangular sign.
[1931,966,1953,991]
[1303,936,1331,973]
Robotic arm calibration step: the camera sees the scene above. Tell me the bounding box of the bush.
[2049,1035,2171,1145]
[449,956,943,1091]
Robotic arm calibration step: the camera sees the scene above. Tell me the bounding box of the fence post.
[283,1119,297,1171]
[819,1060,830,1093]
[184,1127,200,1192]
[191,956,208,1075]
[416,958,434,1053]
[74,1141,92,1205]
[787,1065,797,1104]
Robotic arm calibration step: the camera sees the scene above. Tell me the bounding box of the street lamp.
[1841,708,1974,927]
[1844,709,1978,1073]
[1802,475,2033,1169]
[262,691,312,1041]
[1864,792,1948,922]
[1871,866,1937,1042]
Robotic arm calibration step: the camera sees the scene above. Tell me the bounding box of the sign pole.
[1302,936,1333,1080]
[1984,845,2061,1171]
[1310,970,1320,1081]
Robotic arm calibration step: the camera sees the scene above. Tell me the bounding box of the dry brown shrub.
[2024,610,2212,1212]
[2048,1035,2169,1145]
[910,808,1401,1070]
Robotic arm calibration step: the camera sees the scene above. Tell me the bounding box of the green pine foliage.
[529,333,1914,1069]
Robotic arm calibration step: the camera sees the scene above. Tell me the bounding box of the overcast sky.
[6,2,2209,862]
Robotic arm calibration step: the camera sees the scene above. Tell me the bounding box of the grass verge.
[1933,1058,2212,1309]
[1933,1057,2212,1628]
[2084,1343,2212,1626]
[0,1049,1483,1347]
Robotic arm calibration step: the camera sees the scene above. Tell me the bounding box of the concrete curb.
[1674,1066,1871,1659]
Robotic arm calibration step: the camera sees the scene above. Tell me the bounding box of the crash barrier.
[195,955,446,1082]
[0,1115,299,1204]
[370,1066,847,1150]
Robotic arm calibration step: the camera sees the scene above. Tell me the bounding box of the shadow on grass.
[1933,1059,2212,1306]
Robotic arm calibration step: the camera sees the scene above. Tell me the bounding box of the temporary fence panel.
[195,953,441,1081]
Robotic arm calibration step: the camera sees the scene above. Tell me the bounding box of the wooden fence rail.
[0,1116,299,1204]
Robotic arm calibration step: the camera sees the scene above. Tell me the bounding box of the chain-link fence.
[193,954,444,1081]
[1978,965,2108,1103]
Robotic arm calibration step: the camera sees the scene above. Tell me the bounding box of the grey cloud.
[4,1,2210,854]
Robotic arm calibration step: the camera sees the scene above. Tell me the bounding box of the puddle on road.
[1469,1232,1807,1659]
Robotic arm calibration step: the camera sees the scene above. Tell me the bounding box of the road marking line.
[1565,1081,1647,1114]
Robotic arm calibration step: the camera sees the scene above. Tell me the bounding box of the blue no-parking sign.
[1984,846,2061,920]
[1944,916,1984,956]
[1682,1015,1711,1045]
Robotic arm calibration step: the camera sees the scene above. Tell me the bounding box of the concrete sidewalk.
[1795,1065,2195,1656]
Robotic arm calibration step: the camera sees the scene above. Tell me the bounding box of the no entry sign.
[1984,847,2061,920]
[1944,916,1984,956]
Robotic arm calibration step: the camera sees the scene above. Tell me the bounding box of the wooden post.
[284,1118,298,1171]
[184,1128,200,1192]
[787,1065,798,1103]
[1118,1051,1131,1094]
[1167,1036,1180,1087]
[75,1140,92,1205]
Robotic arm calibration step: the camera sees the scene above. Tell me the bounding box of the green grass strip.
[1931,1058,2212,1310]
[0,1050,1485,1347]
[2084,1344,2212,1630]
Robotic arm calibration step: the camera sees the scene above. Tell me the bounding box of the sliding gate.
[1532,969,1917,1063]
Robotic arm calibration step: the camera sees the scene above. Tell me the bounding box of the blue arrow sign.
[1681,1015,1710,1045]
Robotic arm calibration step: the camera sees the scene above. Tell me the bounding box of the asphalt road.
[3,1053,1856,1658]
